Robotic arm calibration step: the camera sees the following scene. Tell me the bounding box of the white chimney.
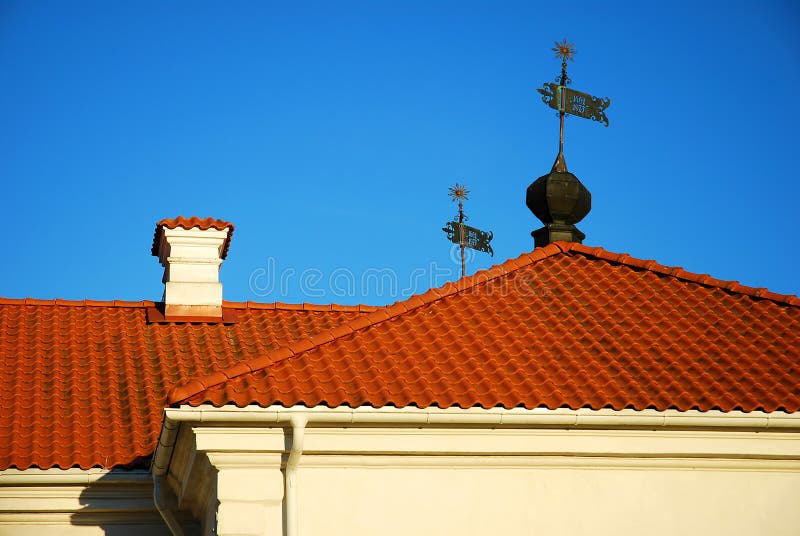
[151,217,234,318]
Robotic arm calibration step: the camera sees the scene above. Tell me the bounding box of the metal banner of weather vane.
[537,40,610,144]
[442,183,493,278]
[539,84,610,126]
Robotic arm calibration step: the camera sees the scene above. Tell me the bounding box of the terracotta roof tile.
[0,300,371,470]
[151,216,235,259]
[170,243,800,415]
[218,301,380,313]
[274,302,302,311]
[224,361,253,378]
[4,243,799,471]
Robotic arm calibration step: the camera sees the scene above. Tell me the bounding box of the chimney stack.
[151,217,234,319]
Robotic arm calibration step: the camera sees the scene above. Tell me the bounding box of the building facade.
[1,217,799,535]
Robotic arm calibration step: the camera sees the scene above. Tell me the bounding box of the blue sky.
[2,1,798,305]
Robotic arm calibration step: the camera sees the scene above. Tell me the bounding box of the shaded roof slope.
[0,301,375,470]
[171,242,800,413]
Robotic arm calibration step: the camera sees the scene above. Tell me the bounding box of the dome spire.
[529,40,611,247]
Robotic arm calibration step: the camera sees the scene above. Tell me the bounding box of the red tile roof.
[0,301,375,470]
[3,243,799,471]
[170,242,800,414]
[151,216,235,258]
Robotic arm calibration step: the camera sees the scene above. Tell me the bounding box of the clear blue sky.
[2,1,798,305]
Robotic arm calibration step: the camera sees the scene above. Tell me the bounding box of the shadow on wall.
[74,468,199,535]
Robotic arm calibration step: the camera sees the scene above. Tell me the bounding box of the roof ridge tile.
[170,380,206,404]
[386,301,409,315]
[551,242,571,254]
[403,295,425,309]
[502,257,526,271]
[346,316,373,331]
[367,309,391,322]
[224,362,254,378]
[303,303,331,312]
[287,338,316,355]
[331,304,357,312]
[247,353,284,372]
[222,301,250,309]
[328,323,355,339]
[274,302,302,311]
[218,300,379,312]
[0,298,157,308]
[25,298,54,305]
[309,331,336,346]
[202,371,229,387]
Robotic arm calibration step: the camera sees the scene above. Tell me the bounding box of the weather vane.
[442,182,493,278]
[537,39,610,160]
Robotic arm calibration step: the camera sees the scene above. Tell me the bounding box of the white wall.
[158,406,800,536]
[297,458,799,536]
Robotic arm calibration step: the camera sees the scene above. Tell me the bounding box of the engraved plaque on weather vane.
[539,83,610,126]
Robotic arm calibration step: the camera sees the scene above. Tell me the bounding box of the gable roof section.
[0,301,376,470]
[170,242,800,413]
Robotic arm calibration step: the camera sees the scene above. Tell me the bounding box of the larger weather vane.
[538,39,610,159]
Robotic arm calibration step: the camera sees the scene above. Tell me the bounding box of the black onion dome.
[527,152,591,247]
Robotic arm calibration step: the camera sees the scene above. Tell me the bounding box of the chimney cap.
[151,216,235,258]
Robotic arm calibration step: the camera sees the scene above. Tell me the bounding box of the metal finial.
[448,183,470,202]
[552,39,576,62]
[450,183,468,278]
[552,39,575,88]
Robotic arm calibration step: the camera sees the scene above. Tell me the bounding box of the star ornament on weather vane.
[442,183,494,279]
[537,39,611,157]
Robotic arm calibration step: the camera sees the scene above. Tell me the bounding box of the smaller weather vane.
[537,39,610,157]
[442,182,493,278]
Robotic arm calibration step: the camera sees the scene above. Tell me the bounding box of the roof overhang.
[153,404,800,476]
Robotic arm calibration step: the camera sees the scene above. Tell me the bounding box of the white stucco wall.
[297,458,799,535]
[155,406,800,536]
